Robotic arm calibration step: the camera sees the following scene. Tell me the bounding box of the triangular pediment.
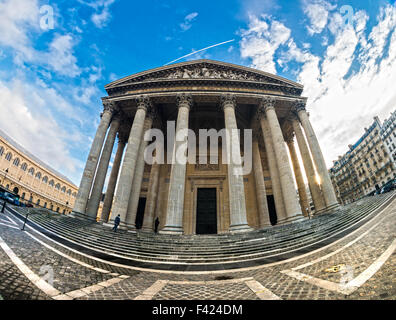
[105,59,303,90]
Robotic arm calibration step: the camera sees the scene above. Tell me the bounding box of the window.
[49,180,54,187]
[21,163,27,171]
[13,158,20,166]
[21,192,25,199]
[56,207,59,212]
[36,199,40,205]
[55,183,60,190]
[61,186,66,193]
[67,189,71,195]
[5,152,12,161]
[0,146,4,156]
[35,172,41,180]
[44,202,47,208]
[28,167,34,175]
[42,176,48,183]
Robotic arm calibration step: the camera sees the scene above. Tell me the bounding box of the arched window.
[49,180,54,187]
[44,202,47,208]
[72,192,77,197]
[28,167,34,175]
[35,172,41,180]
[13,158,20,167]
[5,152,12,161]
[55,183,60,190]
[56,207,59,212]
[67,189,71,195]
[0,146,4,156]
[36,199,40,205]
[21,192,25,199]
[42,176,48,183]
[21,163,27,171]
[61,186,66,193]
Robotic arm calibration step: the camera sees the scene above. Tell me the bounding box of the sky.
[0,0,396,186]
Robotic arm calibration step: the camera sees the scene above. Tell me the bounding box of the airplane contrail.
[164,39,235,66]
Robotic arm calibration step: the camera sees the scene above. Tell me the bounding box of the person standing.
[113,214,121,232]
[154,217,159,234]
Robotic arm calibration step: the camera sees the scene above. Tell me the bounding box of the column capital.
[292,99,306,113]
[176,93,193,110]
[220,93,236,110]
[102,99,118,115]
[259,96,277,112]
[136,95,152,112]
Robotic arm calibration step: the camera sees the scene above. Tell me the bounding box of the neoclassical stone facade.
[73,60,339,234]
[0,129,78,213]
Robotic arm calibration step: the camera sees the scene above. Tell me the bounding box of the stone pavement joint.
[245,279,282,300]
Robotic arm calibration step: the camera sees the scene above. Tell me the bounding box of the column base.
[159,225,184,235]
[229,223,253,233]
[277,213,306,225]
[70,211,97,221]
[315,202,341,215]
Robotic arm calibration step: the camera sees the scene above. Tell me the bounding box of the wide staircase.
[6,192,395,271]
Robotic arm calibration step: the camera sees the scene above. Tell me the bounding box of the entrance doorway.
[267,195,277,225]
[196,188,217,234]
[135,197,146,229]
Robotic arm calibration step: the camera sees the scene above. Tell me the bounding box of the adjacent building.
[0,129,78,214]
[330,114,396,205]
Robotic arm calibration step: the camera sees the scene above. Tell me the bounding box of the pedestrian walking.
[154,217,159,234]
[112,214,121,232]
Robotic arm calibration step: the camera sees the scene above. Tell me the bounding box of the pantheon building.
[72,60,339,235]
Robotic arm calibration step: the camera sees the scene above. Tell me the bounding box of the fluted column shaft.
[296,105,339,211]
[291,118,326,213]
[252,139,271,228]
[262,98,303,222]
[125,116,153,229]
[73,102,115,215]
[142,146,162,232]
[286,137,310,217]
[112,96,150,227]
[161,94,192,234]
[101,138,125,222]
[259,116,287,223]
[222,94,251,233]
[86,116,121,219]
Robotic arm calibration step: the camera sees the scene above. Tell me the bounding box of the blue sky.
[0,0,396,185]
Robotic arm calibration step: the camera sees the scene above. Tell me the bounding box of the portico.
[72,59,339,234]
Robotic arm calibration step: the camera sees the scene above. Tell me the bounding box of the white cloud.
[78,0,115,28]
[0,78,86,183]
[180,12,198,31]
[303,0,336,35]
[239,4,396,169]
[240,15,291,74]
[45,34,81,77]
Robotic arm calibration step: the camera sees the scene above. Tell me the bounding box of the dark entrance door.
[267,195,277,226]
[135,197,146,229]
[196,188,217,234]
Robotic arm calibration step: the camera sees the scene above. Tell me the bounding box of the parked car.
[2,192,20,206]
[380,179,396,194]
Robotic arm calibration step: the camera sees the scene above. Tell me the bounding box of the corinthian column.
[286,134,310,217]
[86,114,121,219]
[291,117,326,214]
[111,96,151,228]
[222,94,251,233]
[101,137,126,222]
[73,100,116,217]
[125,113,154,229]
[161,93,192,234]
[252,135,271,228]
[142,144,163,232]
[258,114,287,224]
[260,97,303,223]
[294,101,340,211]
